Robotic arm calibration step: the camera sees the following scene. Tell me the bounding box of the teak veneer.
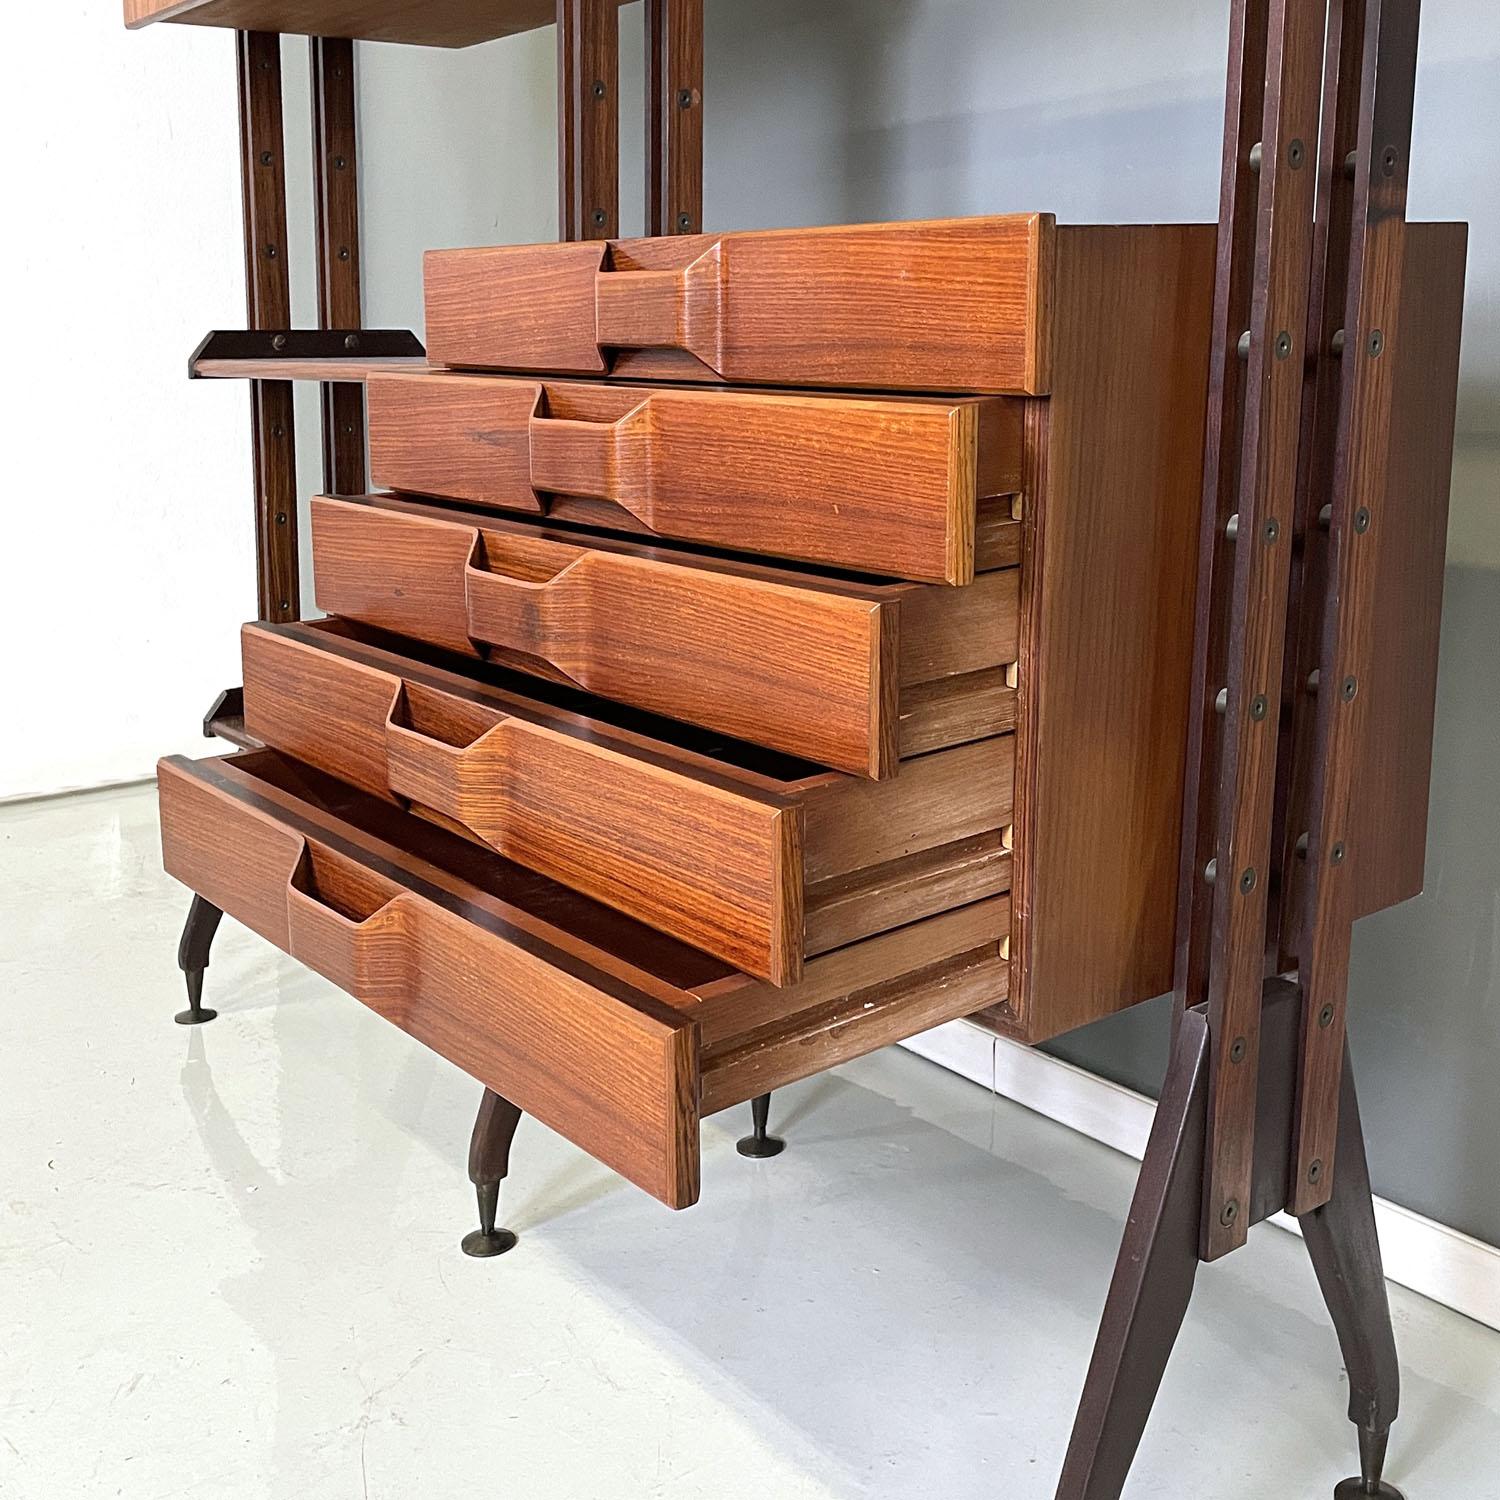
[158,750,1010,1207]
[310,493,1020,778]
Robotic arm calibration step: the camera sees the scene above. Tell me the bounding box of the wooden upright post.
[236,30,298,621]
[645,0,704,235]
[310,36,367,496]
[557,0,619,241]
[1174,0,1330,1259]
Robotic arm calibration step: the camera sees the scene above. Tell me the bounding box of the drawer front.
[423,214,1054,394]
[157,754,701,1208]
[311,495,1020,777]
[366,372,1022,584]
[158,753,1013,1207]
[240,622,805,984]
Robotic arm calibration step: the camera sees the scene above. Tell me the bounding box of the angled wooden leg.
[736,1091,785,1158]
[1300,1049,1404,1500]
[175,894,224,1026]
[462,1087,523,1258]
[1055,1009,1210,1500]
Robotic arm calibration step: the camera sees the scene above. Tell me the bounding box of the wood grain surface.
[1277,222,1466,951]
[310,494,1018,776]
[366,371,1023,583]
[1006,225,1216,1043]
[124,0,627,47]
[424,215,1055,394]
[240,621,804,983]
[239,621,1017,984]
[157,753,701,1207]
[158,753,1014,1203]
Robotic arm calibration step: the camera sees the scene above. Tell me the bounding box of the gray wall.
[330,0,1497,1241]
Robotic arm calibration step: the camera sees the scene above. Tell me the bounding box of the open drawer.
[365,371,1023,584]
[423,215,1053,395]
[240,620,1014,985]
[310,494,1019,778]
[158,751,1010,1208]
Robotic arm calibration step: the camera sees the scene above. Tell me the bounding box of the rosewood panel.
[308,493,1019,776]
[1004,225,1216,1044]
[157,752,701,1207]
[239,621,804,983]
[365,371,1023,582]
[423,215,1055,394]
[238,621,1017,984]
[158,752,1014,1203]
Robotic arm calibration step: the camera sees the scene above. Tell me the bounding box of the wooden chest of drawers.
[160,215,1224,1205]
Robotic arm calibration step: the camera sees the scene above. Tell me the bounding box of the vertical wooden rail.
[310,37,367,496]
[1290,0,1421,1214]
[1179,0,1329,1261]
[1174,0,1271,1022]
[557,0,619,240]
[645,0,704,235]
[1272,0,1369,965]
[237,30,298,622]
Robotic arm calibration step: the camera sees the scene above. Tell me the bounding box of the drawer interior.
[159,751,1010,1208]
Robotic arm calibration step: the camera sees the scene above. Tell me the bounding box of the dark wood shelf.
[125,0,630,48]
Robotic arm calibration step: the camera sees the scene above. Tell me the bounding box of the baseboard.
[901,1019,1500,1333]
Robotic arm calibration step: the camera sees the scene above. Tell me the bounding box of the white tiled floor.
[2,780,1498,1500]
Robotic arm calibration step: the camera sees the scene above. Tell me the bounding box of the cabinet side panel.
[1007,225,1216,1043]
[1348,223,1467,919]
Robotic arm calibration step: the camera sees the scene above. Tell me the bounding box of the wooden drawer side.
[157,755,701,1207]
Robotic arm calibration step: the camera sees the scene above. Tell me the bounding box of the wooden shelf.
[124,0,630,48]
[193,355,431,380]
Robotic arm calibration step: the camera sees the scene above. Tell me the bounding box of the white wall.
[3,5,254,799]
